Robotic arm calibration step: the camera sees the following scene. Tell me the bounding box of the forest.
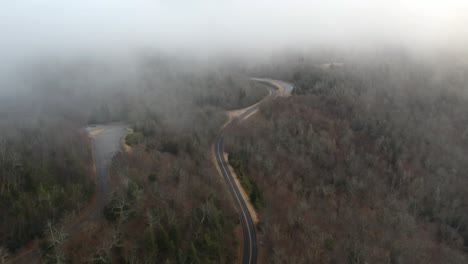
[0,55,268,263]
[0,71,95,255]
[225,53,468,263]
[2,50,468,264]
[2,1,468,263]
[60,56,269,263]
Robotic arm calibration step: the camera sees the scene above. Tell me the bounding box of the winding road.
[11,78,293,264]
[214,78,293,264]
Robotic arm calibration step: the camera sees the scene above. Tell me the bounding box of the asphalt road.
[12,78,292,264]
[88,125,128,210]
[214,79,293,264]
[12,124,127,264]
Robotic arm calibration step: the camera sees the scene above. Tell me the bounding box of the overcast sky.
[0,0,467,78]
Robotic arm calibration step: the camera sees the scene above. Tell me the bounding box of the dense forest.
[0,55,269,263]
[0,56,146,257]
[60,56,269,263]
[3,0,468,262]
[225,54,468,263]
[3,51,468,263]
[0,86,94,255]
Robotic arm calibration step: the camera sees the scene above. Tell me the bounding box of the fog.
[1,0,468,94]
[3,2,468,262]
[3,1,467,49]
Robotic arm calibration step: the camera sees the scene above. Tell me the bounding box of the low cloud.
[0,0,467,93]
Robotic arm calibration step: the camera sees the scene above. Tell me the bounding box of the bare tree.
[0,247,9,264]
[42,222,68,264]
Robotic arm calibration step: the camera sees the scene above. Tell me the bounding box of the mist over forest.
[1,1,468,263]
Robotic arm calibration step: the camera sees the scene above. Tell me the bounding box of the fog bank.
[1,0,467,93]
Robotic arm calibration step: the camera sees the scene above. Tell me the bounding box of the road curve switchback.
[214,78,293,264]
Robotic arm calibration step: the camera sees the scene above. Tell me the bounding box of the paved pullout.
[214,79,293,264]
[12,124,128,264]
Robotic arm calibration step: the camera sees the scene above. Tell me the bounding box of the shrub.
[158,140,179,155]
[148,174,157,182]
[125,132,144,146]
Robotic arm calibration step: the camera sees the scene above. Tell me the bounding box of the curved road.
[12,78,292,264]
[214,78,293,264]
[12,124,128,264]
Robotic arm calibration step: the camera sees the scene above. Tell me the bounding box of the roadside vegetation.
[228,151,264,210]
[124,132,143,146]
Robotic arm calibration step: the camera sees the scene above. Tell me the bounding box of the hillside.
[225,56,468,263]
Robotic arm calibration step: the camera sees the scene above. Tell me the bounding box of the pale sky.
[0,0,467,73]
